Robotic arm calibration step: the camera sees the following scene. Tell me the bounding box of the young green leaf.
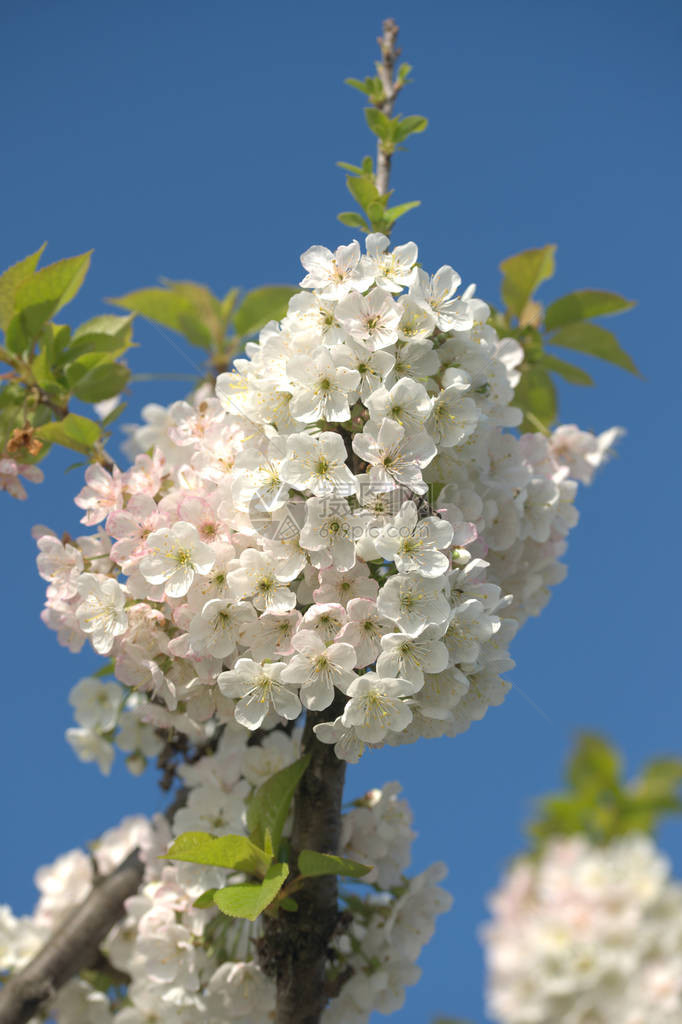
[212,861,289,921]
[220,287,240,328]
[68,314,134,362]
[193,888,218,909]
[539,354,594,386]
[384,200,421,226]
[568,735,621,794]
[297,850,372,879]
[393,114,428,143]
[338,212,370,231]
[71,362,131,403]
[513,366,557,432]
[344,77,372,95]
[160,279,226,344]
[231,286,298,338]
[164,832,272,877]
[337,161,365,175]
[0,244,46,331]
[247,754,311,852]
[109,287,213,350]
[364,108,394,142]
[500,245,556,319]
[35,413,101,454]
[13,251,92,339]
[545,289,635,330]
[548,322,641,376]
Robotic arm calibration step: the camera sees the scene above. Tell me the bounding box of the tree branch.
[0,849,143,1024]
[0,788,187,1024]
[258,695,348,1024]
[375,18,403,196]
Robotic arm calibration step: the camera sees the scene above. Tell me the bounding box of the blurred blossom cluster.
[483,834,682,1024]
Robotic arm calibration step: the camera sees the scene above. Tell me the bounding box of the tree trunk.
[259,696,347,1024]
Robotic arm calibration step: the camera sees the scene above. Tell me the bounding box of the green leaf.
[72,362,131,403]
[213,861,289,921]
[31,346,63,394]
[68,314,134,362]
[279,896,298,912]
[164,832,272,877]
[500,245,556,319]
[384,200,421,226]
[539,354,594,386]
[346,173,381,211]
[549,322,640,376]
[193,888,218,909]
[393,114,428,143]
[161,279,225,344]
[344,77,372,95]
[568,735,621,793]
[297,850,372,879]
[338,212,370,231]
[220,287,240,328]
[0,244,46,331]
[13,251,92,338]
[545,289,635,330]
[364,107,393,141]
[396,63,412,84]
[337,161,365,175]
[513,366,557,431]
[247,754,311,852]
[35,413,101,454]
[109,287,213,350]
[232,286,298,338]
[101,401,126,428]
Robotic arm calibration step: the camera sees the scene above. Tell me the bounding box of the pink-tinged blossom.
[0,458,43,500]
[75,574,128,654]
[107,494,160,565]
[36,534,84,597]
[188,598,256,659]
[139,521,215,598]
[74,463,123,525]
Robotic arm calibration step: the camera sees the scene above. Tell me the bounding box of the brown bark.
[0,849,143,1024]
[258,696,348,1024]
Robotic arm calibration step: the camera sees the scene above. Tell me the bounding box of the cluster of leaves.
[165,755,370,921]
[527,733,682,852]
[338,60,427,234]
[490,245,639,432]
[111,280,297,376]
[0,246,134,468]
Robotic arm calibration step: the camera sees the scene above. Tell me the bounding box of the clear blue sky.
[2,1,681,1021]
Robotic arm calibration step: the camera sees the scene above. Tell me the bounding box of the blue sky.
[2,1,681,1020]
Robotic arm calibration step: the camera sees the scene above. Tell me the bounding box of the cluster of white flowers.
[0,749,450,1024]
[36,235,621,771]
[482,834,682,1024]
